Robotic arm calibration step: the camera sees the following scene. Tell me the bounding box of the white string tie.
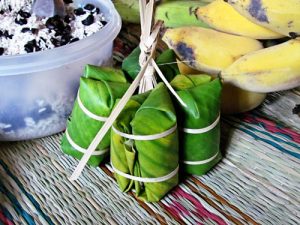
[65,129,109,156]
[183,114,220,134]
[77,92,108,122]
[111,163,179,183]
[112,124,177,141]
[151,59,187,107]
[182,151,219,165]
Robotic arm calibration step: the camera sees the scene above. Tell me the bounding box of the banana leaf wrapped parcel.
[170,75,222,175]
[111,83,179,202]
[61,65,130,166]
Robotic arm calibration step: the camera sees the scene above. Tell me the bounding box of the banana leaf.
[170,75,222,175]
[155,49,179,81]
[61,65,130,166]
[122,47,141,80]
[122,48,179,81]
[111,83,179,202]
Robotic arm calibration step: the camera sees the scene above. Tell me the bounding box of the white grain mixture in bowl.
[0,0,121,141]
[0,0,107,55]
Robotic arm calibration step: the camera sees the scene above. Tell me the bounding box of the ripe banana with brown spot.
[228,0,300,38]
[196,0,283,39]
[222,39,300,93]
[162,27,263,74]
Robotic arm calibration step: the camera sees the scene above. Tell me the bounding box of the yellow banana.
[162,27,263,74]
[176,59,202,74]
[176,60,266,114]
[196,0,283,39]
[221,83,266,114]
[222,39,300,93]
[228,0,300,37]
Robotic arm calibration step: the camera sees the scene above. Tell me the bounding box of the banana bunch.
[162,0,300,113]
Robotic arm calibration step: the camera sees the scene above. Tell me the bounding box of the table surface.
[0,26,300,225]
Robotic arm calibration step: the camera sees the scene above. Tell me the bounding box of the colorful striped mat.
[0,25,299,225]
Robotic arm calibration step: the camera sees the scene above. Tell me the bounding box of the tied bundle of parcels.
[61,48,222,202]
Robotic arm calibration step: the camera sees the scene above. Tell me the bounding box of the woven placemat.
[0,25,299,225]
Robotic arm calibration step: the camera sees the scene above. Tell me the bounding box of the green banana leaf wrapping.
[122,47,179,82]
[170,75,222,175]
[111,83,179,202]
[61,65,130,166]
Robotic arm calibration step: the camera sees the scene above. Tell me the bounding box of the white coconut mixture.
[0,0,107,55]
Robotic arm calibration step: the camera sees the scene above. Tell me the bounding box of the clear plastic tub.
[0,0,121,141]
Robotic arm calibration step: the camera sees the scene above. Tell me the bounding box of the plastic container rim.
[0,0,122,76]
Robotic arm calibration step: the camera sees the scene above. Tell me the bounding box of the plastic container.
[0,0,121,141]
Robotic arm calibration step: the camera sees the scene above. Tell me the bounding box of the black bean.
[31,28,38,34]
[84,4,95,11]
[52,15,61,21]
[0,10,4,15]
[0,30,3,37]
[55,23,65,31]
[54,31,62,36]
[24,43,34,53]
[64,15,72,23]
[18,10,31,18]
[82,14,94,26]
[46,19,55,29]
[8,5,12,11]
[74,8,85,16]
[35,46,41,52]
[51,38,60,47]
[62,25,71,35]
[28,39,37,46]
[63,0,73,4]
[46,16,64,30]
[21,27,31,33]
[3,31,13,39]
[94,7,100,14]
[101,20,107,26]
[15,18,27,25]
[54,23,65,33]
[70,37,79,43]
[0,47,4,55]
[60,35,71,45]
